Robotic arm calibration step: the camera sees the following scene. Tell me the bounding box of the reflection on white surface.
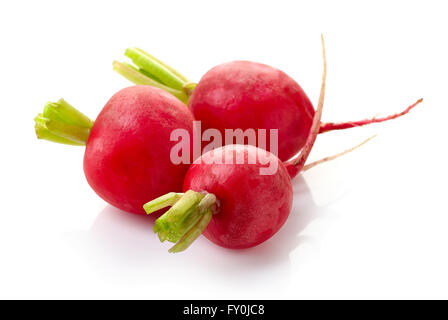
[83,177,326,293]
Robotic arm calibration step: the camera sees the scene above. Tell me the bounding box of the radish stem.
[34,99,93,145]
[183,82,197,97]
[125,47,187,91]
[113,61,189,104]
[132,48,190,83]
[35,115,85,146]
[143,192,184,214]
[121,61,165,84]
[114,49,195,103]
[169,210,213,253]
[43,99,93,128]
[285,34,327,176]
[144,190,217,252]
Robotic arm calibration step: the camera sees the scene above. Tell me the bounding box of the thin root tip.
[365,134,377,143]
[320,34,326,46]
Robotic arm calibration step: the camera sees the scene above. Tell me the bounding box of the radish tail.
[319,99,423,133]
[285,34,327,178]
[302,135,376,171]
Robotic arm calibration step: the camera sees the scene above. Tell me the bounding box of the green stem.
[169,211,213,253]
[35,115,85,146]
[114,48,196,104]
[143,190,217,253]
[143,192,184,214]
[43,99,93,128]
[34,99,93,146]
[133,48,190,83]
[125,47,187,90]
[183,82,197,97]
[113,61,189,104]
[122,61,165,84]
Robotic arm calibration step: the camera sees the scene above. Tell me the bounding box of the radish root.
[319,99,423,133]
[303,135,376,171]
[285,34,327,177]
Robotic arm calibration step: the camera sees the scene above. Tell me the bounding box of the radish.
[114,44,422,161]
[148,145,293,251]
[34,85,195,214]
[142,36,329,252]
[187,63,421,161]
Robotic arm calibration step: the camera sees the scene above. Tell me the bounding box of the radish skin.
[35,86,195,215]
[183,145,293,249]
[188,60,315,161]
[84,86,195,214]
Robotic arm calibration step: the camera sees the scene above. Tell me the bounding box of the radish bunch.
[35,36,421,253]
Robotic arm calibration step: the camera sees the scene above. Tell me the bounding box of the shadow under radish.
[82,176,325,289]
[199,176,322,280]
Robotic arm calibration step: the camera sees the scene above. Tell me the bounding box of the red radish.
[115,46,422,162]
[35,85,195,214]
[177,131,376,250]
[188,61,315,161]
[188,62,421,161]
[182,144,293,249]
[142,36,328,252]
[150,136,374,251]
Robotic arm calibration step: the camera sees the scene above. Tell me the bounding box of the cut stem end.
[114,48,194,104]
[143,190,217,253]
[285,34,327,177]
[34,99,93,145]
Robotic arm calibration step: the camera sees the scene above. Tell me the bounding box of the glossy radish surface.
[35,85,195,215]
[84,86,194,214]
[184,145,293,249]
[188,61,315,161]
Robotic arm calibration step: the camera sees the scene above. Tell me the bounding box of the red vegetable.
[183,144,293,249]
[188,60,315,161]
[35,86,195,214]
[115,45,422,162]
[142,36,328,252]
[188,62,421,161]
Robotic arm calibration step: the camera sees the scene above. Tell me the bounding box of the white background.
[0,0,447,299]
